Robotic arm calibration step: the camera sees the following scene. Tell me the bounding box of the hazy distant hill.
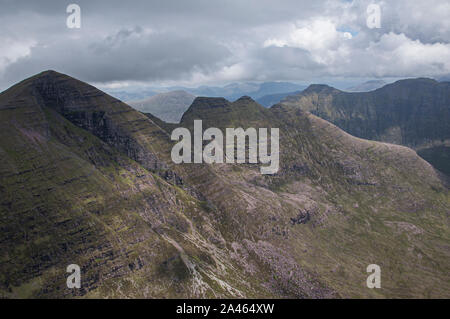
[129,90,196,123]
[179,81,305,101]
[104,88,158,102]
[345,80,386,92]
[250,82,305,99]
[126,83,306,120]
[1,71,449,299]
[256,90,303,107]
[280,78,450,175]
[106,82,306,107]
[437,74,450,82]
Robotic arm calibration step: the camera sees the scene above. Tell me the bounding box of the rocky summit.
[279,78,450,176]
[0,71,449,298]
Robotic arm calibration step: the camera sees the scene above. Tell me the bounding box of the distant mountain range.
[128,90,196,123]
[179,81,306,101]
[104,87,159,102]
[279,78,450,175]
[105,82,306,105]
[1,71,449,298]
[256,90,304,107]
[437,74,450,82]
[119,82,307,122]
[345,80,387,92]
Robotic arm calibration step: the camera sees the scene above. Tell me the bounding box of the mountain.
[345,80,387,92]
[105,82,306,106]
[251,82,306,99]
[179,82,306,101]
[128,90,196,123]
[1,71,449,298]
[256,90,303,107]
[103,87,159,102]
[188,82,259,100]
[280,78,450,175]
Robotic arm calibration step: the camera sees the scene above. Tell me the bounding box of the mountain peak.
[189,96,230,109]
[38,69,60,76]
[379,77,440,92]
[6,70,90,96]
[234,95,255,103]
[1,71,449,298]
[303,84,340,94]
[28,70,72,83]
[393,77,437,86]
[180,97,231,123]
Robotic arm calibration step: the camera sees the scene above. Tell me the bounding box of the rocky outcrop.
[30,71,166,171]
[290,210,310,225]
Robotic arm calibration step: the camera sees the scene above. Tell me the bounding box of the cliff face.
[279,78,450,175]
[1,71,449,298]
[26,71,171,171]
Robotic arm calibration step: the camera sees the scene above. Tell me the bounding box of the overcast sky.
[1,0,449,90]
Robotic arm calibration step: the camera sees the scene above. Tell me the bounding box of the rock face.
[290,211,310,225]
[279,78,450,175]
[0,71,449,299]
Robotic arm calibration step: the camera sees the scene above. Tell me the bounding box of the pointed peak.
[190,96,230,109]
[234,95,256,103]
[39,70,61,76]
[30,70,71,81]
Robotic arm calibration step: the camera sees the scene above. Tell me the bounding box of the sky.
[0,0,449,91]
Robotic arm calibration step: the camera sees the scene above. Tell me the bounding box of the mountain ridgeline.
[0,71,449,298]
[279,78,450,175]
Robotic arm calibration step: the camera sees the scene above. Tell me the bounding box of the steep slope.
[1,72,449,298]
[280,78,450,175]
[129,90,195,123]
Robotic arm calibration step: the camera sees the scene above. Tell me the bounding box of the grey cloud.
[3,27,231,84]
[0,0,449,89]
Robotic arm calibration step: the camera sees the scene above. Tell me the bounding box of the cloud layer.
[1,0,449,89]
